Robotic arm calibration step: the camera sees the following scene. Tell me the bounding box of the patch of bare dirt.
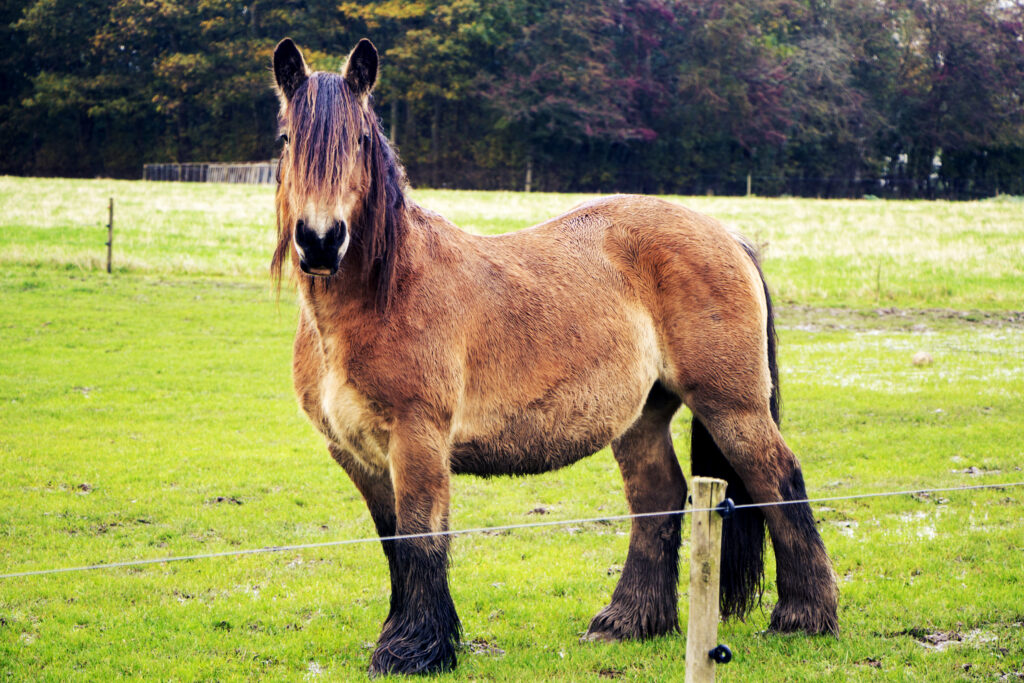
[856,658,882,668]
[206,495,243,505]
[598,667,626,678]
[892,626,999,652]
[465,637,505,656]
[777,305,1024,333]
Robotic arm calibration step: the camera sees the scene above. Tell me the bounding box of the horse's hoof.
[580,628,619,644]
[368,652,455,677]
[584,608,677,643]
[368,641,457,677]
[584,611,636,642]
[768,602,839,636]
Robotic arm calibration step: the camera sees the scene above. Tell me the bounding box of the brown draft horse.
[271,38,838,676]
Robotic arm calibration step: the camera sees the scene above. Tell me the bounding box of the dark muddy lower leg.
[761,461,838,635]
[330,444,459,673]
[368,422,461,676]
[370,536,460,675]
[586,385,686,641]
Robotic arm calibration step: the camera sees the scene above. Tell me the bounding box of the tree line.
[4,0,1024,198]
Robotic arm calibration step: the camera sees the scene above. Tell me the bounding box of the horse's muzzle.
[294,219,347,277]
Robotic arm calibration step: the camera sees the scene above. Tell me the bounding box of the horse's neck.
[404,199,467,248]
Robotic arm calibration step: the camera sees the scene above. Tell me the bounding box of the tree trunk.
[405,98,415,149]
[430,100,440,188]
[390,99,398,146]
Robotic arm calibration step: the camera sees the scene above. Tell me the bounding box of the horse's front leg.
[327,445,405,627]
[369,417,460,676]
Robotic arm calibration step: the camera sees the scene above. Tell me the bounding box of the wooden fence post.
[685,476,729,683]
[105,198,114,274]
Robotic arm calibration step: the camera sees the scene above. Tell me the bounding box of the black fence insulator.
[715,498,735,520]
[709,644,732,664]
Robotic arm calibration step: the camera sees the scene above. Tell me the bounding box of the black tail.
[690,239,778,620]
[740,240,780,425]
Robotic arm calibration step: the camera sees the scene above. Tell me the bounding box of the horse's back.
[510,194,762,305]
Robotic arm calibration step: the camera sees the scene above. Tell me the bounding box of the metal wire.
[1,481,1021,580]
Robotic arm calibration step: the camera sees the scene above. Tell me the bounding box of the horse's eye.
[277,134,289,146]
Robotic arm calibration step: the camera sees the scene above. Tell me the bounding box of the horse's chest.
[320,371,391,470]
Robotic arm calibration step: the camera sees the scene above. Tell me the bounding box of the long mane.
[272,72,408,314]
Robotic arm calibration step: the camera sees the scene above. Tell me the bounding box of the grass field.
[1,177,1022,680]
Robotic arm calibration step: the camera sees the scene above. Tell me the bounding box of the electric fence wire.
[2,481,1022,580]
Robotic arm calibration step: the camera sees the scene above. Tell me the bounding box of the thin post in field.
[105,197,114,274]
[685,476,729,683]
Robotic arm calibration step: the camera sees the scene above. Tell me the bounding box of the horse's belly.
[450,320,662,476]
[449,383,648,476]
[450,431,607,476]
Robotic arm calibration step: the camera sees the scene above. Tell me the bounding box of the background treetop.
[4,0,1024,198]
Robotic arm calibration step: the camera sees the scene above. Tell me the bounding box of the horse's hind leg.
[585,382,687,641]
[694,404,839,634]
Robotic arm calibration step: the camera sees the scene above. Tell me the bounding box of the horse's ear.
[343,39,378,97]
[274,38,308,101]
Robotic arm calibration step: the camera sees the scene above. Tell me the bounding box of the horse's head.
[272,38,380,279]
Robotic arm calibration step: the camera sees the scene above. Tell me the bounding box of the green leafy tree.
[3,0,1024,195]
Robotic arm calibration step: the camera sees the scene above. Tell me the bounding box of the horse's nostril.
[294,220,309,246]
[325,221,346,250]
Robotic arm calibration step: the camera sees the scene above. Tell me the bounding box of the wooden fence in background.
[143,161,278,184]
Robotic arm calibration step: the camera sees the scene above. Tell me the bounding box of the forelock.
[285,72,366,204]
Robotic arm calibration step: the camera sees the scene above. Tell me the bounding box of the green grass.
[1,177,1023,680]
